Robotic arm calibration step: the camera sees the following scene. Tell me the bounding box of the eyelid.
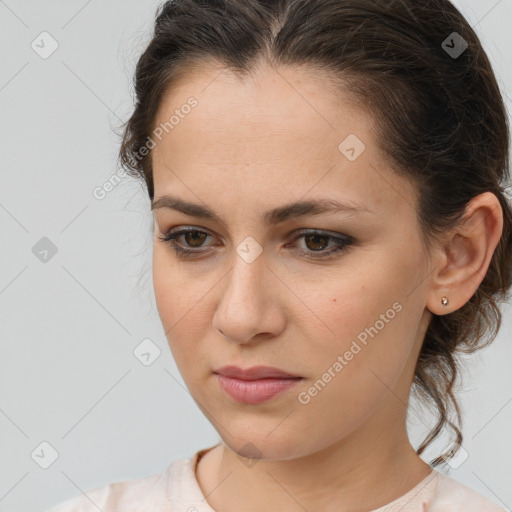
[290,228,353,240]
[161,225,354,243]
[160,225,352,242]
[159,225,354,260]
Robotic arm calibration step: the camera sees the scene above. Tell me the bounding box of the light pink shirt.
[46,445,506,511]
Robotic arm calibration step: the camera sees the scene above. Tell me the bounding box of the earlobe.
[426,294,452,315]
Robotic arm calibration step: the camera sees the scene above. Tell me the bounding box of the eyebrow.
[151,195,375,225]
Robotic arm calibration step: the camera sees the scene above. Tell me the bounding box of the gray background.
[0,1,511,511]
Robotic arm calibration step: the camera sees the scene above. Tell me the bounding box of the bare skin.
[150,58,503,512]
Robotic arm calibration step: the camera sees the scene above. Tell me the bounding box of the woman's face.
[151,61,434,460]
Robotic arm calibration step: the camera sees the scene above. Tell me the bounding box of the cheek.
[294,283,410,434]
[152,247,213,363]
[297,268,388,344]
[153,246,210,320]
[300,262,412,377]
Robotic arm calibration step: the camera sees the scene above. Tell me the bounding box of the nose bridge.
[224,247,268,312]
[226,231,267,295]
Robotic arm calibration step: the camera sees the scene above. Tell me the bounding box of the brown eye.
[288,229,354,260]
[303,233,330,251]
[158,227,216,258]
[159,226,354,261]
[183,230,208,248]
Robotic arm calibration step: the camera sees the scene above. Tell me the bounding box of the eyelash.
[157,227,354,260]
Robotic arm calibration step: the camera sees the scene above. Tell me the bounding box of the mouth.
[213,365,302,380]
[213,366,304,405]
[215,374,303,404]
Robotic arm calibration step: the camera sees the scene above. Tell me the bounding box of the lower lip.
[215,374,303,404]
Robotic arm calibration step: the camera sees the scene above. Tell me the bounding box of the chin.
[220,431,309,462]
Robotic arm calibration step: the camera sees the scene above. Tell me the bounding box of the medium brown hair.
[118,0,512,467]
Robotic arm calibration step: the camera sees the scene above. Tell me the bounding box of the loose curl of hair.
[118,0,512,467]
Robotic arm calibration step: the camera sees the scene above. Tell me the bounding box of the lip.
[213,366,303,405]
[214,365,302,380]
[215,374,303,404]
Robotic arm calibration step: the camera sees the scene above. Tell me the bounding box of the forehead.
[154,61,367,154]
[150,61,415,216]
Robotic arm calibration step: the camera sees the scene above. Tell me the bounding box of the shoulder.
[44,459,184,512]
[431,470,507,512]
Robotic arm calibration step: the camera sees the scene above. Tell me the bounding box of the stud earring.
[441,297,449,307]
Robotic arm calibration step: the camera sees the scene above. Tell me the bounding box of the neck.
[195,406,433,512]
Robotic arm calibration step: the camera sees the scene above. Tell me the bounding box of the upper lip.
[214,365,302,380]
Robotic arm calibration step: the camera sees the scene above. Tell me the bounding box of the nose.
[212,254,286,344]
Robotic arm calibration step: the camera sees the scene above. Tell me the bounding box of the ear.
[426,192,504,315]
